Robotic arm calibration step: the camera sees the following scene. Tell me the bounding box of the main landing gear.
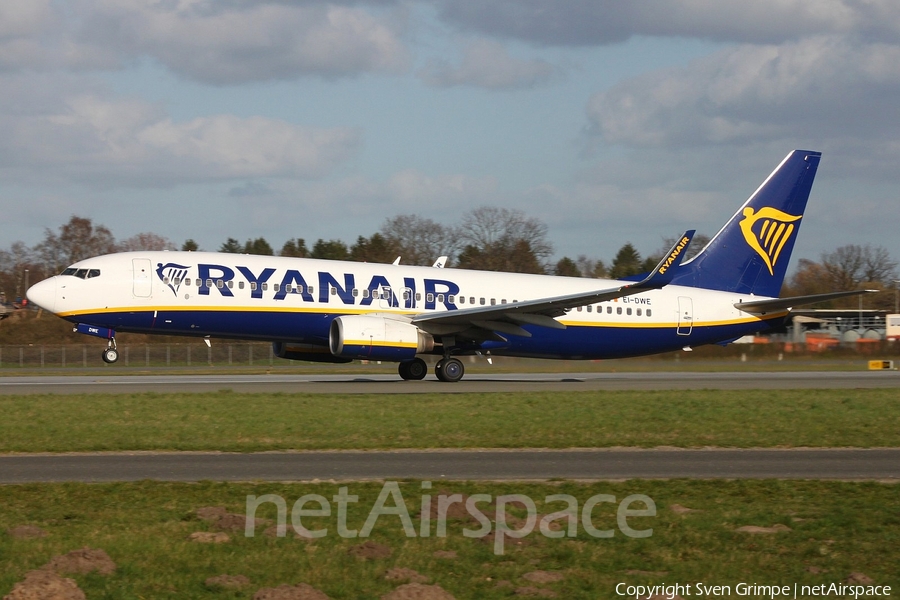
[397,356,465,382]
[398,357,428,380]
[435,357,464,383]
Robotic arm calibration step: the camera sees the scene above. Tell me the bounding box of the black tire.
[407,358,427,380]
[102,348,118,364]
[435,357,464,382]
[398,361,411,380]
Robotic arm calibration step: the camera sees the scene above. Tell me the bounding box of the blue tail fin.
[670,150,821,297]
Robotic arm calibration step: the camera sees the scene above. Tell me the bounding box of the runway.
[0,369,898,394]
[1,448,898,483]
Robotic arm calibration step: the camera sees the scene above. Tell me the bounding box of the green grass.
[1,480,897,599]
[0,389,898,452]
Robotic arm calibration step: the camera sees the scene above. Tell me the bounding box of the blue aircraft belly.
[67,308,781,360]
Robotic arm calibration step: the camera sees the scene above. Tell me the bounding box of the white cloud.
[0,0,410,81]
[585,36,900,172]
[436,0,900,45]
[419,39,558,89]
[0,83,361,186]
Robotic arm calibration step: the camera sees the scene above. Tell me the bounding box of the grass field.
[0,389,897,453]
[1,480,898,599]
[2,386,898,597]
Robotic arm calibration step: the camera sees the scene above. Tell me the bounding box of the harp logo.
[156,262,191,296]
[739,207,802,275]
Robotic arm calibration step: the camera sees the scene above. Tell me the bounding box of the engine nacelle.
[272,342,353,364]
[329,315,434,361]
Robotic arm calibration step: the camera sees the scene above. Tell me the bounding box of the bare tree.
[119,232,176,252]
[576,254,607,278]
[456,207,553,274]
[821,244,897,290]
[34,216,117,273]
[379,215,458,266]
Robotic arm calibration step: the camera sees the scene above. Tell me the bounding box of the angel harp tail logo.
[156,262,191,296]
[739,207,802,276]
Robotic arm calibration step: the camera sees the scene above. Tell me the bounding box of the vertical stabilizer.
[671,150,821,297]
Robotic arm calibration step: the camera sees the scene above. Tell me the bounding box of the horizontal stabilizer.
[734,290,877,314]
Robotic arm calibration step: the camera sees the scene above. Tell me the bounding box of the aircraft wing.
[412,231,695,339]
[734,289,878,314]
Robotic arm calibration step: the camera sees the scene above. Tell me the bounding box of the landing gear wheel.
[435,357,464,382]
[399,358,428,381]
[102,348,119,364]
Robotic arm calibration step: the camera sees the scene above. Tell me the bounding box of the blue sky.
[1,0,898,267]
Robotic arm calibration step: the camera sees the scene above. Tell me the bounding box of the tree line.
[1,212,896,310]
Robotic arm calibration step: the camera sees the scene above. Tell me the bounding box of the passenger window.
[647,309,652,317]
[426,293,434,303]
[206,279,213,288]
[250,282,257,291]
[607,306,612,314]
[403,291,410,301]
[416,293,421,301]
[352,288,359,297]
[470,297,475,304]
[448,295,455,303]
[239,281,245,290]
[501,299,507,304]
[174,278,181,285]
[636,308,642,316]
[491,299,496,305]
[480,298,485,305]
[217,280,224,289]
[163,276,170,284]
[617,307,622,315]
[273,283,280,292]
[184,279,191,287]
[362,289,369,298]
[227,281,233,289]
[459,296,465,304]
[308,286,314,295]
[330,287,336,296]
[195,279,201,286]
[577,306,582,312]
[437,294,444,302]
[627,308,632,315]
[262,283,268,291]
[587,305,592,313]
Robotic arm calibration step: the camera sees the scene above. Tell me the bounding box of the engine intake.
[329,315,434,361]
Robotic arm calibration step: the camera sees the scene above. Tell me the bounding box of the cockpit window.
[61,267,100,279]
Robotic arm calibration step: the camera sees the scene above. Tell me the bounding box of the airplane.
[26,150,871,382]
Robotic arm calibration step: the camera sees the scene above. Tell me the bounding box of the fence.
[0,342,286,369]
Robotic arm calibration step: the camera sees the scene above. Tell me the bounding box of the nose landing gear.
[101,339,118,364]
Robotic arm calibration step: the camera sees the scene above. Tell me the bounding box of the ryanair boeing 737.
[26,150,870,382]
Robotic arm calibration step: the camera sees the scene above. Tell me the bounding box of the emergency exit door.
[677,296,693,336]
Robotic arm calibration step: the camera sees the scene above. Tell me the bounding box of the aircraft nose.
[26,277,57,313]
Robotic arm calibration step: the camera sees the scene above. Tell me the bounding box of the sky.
[1,0,899,267]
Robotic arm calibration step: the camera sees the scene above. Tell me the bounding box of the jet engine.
[329,315,434,361]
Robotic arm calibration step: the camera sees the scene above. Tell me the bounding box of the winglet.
[631,230,695,290]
